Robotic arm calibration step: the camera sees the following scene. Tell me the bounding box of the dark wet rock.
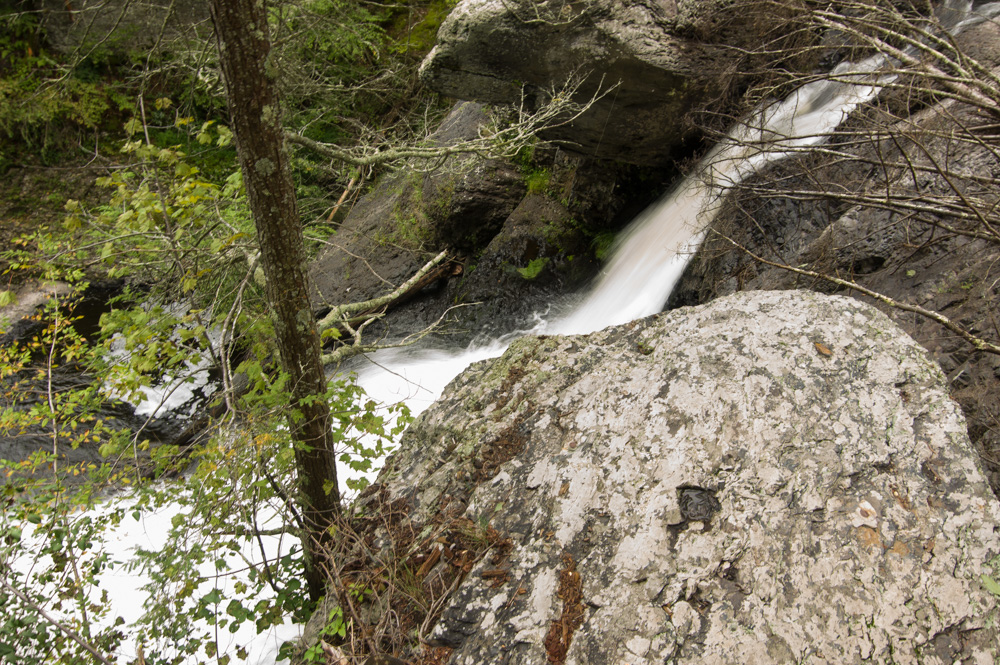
[444,193,600,333]
[306,102,526,325]
[306,103,670,343]
[360,290,1000,664]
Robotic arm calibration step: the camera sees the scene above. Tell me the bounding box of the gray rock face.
[420,0,797,165]
[39,0,209,55]
[376,290,1000,664]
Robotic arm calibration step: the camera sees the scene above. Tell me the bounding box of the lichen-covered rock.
[375,290,1000,664]
[420,0,808,165]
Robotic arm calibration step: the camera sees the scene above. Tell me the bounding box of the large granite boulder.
[368,290,1000,664]
[420,0,809,166]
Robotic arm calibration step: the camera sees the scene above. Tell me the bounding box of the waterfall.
[361,0,1000,401]
[551,53,891,333]
[355,49,898,416]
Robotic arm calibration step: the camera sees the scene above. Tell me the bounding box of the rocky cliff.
[353,290,1000,664]
[420,0,810,165]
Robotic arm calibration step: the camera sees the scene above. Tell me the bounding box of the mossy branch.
[317,250,448,331]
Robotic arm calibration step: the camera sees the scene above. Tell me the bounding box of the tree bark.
[208,0,338,603]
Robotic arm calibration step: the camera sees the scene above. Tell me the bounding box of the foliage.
[0,248,410,663]
[516,257,550,280]
[1,92,413,658]
[0,8,130,158]
[0,279,131,664]
[65,110,250,299]
[0,0,461,659]
[524,167,551,195]
[269,0,455,221]
[389,0,459,54]
[591,231,616,262]
[123,372,406,661]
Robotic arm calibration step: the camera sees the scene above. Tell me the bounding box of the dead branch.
[317,250,450,332]
[286,74,614,171]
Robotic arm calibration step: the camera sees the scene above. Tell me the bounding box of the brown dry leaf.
[814,341,833,356]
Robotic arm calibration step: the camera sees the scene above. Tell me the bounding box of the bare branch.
[317,250,449,331]
[286,75,614,171]
[714,231,1000,356]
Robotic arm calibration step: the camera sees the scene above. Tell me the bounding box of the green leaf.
[0,290,18,307]
[982,574,1000,596]
[123,117,142,135]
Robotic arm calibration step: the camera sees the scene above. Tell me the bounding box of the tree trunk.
[208,0,338,603]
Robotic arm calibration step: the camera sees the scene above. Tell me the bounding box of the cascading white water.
[355,51,896,411]
[552,53,891,333]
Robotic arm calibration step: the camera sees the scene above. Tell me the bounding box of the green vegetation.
[0,228,409,661]
[0,11,122,163]
[524,167,551,195]
[516,256,550,280]
[592,231,616,262]
[0,1,456,661]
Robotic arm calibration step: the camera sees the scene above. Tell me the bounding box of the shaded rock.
[445,193,600,332]
[420,0,810,165]
[370,290,1000,664]
[307,102,669,342]
[37,0,209,56]
[307,102,526,322]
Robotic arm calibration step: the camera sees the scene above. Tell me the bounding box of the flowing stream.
[11,2,999,662]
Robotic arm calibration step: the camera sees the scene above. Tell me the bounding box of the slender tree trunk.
[208,0,339,603]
